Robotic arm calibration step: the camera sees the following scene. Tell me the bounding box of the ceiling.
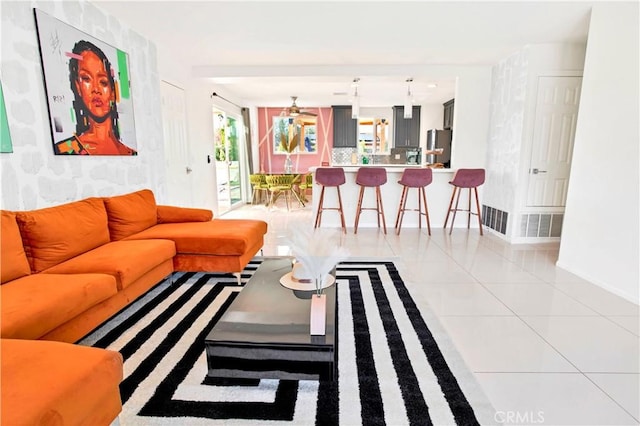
[93,1,595,108]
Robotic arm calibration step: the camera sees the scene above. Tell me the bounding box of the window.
[273,116,317,154]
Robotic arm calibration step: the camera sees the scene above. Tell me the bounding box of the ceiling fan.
[286,96,317,117]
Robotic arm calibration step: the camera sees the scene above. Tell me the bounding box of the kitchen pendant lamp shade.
[403,96,412,118]
[352,94,360,119]
[404,78,413,119]
[351,78,360,119]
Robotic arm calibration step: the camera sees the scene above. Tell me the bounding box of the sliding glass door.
[213,109,245,214]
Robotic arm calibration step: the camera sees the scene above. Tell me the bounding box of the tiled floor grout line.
[582,373,640,423]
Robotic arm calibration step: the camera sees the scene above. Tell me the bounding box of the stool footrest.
[314,184,347,234]
[394,185,431,236]
[443,184,484,235]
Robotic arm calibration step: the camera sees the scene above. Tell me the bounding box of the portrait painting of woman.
[34,9,138,156]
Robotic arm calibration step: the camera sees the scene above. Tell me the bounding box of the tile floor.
[223,200,639,425]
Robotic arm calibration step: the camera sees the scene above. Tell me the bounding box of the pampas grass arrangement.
[280,130,300,153]
[285,225,350,294]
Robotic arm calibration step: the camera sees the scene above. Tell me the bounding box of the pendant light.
[351,78,360,119]
[404,78,413,119]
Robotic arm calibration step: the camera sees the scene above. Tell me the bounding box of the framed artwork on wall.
[273,116,317,155]
[0,81,12,153]
[33,8,137,155]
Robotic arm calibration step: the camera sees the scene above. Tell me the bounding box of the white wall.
[451,68,493,168]
[483,43,586,240]
[484,48,530,217]
[558,2,640,303]
[558,3,640,303]
[420,103,445,133]
[0,0,166,210]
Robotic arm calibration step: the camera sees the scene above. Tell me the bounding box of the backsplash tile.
[331,148,358,165]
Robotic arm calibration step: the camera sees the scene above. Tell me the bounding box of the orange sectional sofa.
[0,189,268,425]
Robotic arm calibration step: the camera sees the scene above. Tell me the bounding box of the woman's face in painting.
[75,51,114,120]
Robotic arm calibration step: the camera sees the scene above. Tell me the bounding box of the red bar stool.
[314,167,347,234]
[443,168,485,235]
[354,167,387,234]
[394,168,433,235]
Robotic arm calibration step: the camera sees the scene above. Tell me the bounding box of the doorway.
[526,76,583,207]
[160,81,193,206]
[213,109,245,214]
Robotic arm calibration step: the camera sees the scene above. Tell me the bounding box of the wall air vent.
[482,205,508,235]
[520,213,563,238]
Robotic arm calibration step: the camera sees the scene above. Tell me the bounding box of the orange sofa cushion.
[157,205,213,223]
[124,220,268,256]
[43,239,176,290]
[1,339,123,426]
[1,211,31,283]
[0,273,117,340]
[15,198,110,273]
[104,189,158,241]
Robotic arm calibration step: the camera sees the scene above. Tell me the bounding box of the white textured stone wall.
[483,48,529,217]
[0,0,166,211]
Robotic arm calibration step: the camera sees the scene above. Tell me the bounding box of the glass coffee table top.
[206,257,336,348]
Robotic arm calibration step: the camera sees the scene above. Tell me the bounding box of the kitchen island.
[310,165,481,230]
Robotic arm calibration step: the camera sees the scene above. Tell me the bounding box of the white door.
[526,76,582,207]
[161,81,193,206]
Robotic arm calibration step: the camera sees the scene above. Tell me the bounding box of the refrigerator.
[426,129,452,167]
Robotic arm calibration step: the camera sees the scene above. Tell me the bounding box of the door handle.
[186,167,193,174]
[531,168,547,174]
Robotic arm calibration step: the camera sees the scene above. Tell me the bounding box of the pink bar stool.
[354,167,387,234]
[443,168,485,235]
[314,167,347,234]
[394,168,433,235]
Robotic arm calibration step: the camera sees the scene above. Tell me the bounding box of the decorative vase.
[284,154,293,174]
[310,293,327,336]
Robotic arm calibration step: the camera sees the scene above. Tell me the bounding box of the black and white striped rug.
[80,260,496,425]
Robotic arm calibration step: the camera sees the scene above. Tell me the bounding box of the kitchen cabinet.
[443,99,455,130]
[332,106,357,148]
[392,106,421,147]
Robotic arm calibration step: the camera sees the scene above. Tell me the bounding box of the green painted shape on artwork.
[117,50,131,99]
[0,82,13,153]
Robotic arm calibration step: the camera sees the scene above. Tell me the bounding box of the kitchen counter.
[310,166,481,230]
[319,164,453,173]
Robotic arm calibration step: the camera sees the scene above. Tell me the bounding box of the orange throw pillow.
[1,211,31,283]
[157,205,213,223]
[103,189,158,241]
[15,198,110,273]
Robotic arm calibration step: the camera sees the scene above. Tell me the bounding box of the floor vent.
[520,213,563,237]
[482,205,508,234]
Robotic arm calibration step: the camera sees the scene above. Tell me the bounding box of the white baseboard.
[555,260,640,305]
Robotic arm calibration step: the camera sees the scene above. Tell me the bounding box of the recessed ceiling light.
[333,91,348,96]
[427,83,438,89]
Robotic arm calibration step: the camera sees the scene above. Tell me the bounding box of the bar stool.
[394,168,433,235]
[443,168,485,235]
[314,167,347,234]
[354,167,387,234]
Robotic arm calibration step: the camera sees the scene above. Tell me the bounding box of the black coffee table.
[205,258,337,381]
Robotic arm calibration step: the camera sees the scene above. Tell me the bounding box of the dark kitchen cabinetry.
[332,106,357,148]
[443,99,455,130]
[392,106,421,147]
